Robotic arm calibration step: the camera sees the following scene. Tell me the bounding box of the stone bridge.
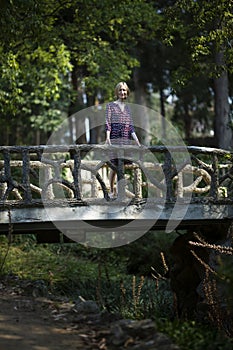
[0,144,233,244]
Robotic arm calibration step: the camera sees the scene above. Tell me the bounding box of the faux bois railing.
[0,145,233,206]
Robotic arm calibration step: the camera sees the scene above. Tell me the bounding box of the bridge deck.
[1,199,232,232]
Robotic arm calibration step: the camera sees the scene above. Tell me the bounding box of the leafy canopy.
[0,0,158,142]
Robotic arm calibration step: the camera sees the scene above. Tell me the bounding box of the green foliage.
[122,231,176,276]
[114,276,173,320]
[56,0,158,98]
[217,254,233,310]
[0,51,23,114]
[158,319,233,350]
[0,0,231,146]
[163,0,233,76]
[0,238,90,281]
[0,237,173,318]
[0,0,160,144]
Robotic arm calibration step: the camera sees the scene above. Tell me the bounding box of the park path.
[0,282,179,350]
[0,291,94,350]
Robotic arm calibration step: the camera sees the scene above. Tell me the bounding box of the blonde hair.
[114,82,130,98]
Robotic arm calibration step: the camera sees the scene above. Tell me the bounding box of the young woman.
[105,82,140,197]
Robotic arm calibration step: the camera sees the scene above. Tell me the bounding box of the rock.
[119,319,157,338]
[109,319,179,349]
[74,298,100,314]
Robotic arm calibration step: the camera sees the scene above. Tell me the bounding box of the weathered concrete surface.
[0,201,232,234]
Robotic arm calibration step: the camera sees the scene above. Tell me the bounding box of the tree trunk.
[159,87,166,140]
[184,102,191,140]
[133,68,151,145]
[214,51,231,150]
[68,64,86,144]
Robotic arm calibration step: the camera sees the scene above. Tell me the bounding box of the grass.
[0,235,173,316]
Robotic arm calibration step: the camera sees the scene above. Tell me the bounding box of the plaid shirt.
[105,102,135,145]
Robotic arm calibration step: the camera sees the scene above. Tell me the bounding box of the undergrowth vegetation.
[0,231,233,350]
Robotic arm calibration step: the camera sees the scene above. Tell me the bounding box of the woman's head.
[114,82,130,100]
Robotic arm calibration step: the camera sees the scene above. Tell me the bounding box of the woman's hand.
[132,132,141,146]
[105,138,112,145]
[105,130,111,145]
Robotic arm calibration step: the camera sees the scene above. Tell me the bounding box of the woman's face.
[117,85,128,100]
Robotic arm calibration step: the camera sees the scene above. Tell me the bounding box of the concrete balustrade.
[0,145,232,238]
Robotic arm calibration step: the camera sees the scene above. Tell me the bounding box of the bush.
[158,319,233,350]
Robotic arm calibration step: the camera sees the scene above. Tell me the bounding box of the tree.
[123,0,214,144]
[163,0,233,149]
[0,0,158,145]
[0,0,73,144]
[53,0,158,143]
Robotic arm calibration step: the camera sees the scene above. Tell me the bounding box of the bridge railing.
[0,145,232,206]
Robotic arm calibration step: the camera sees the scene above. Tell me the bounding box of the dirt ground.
[0,279,179,350]
[0,283,158,350]
[0,287,111,350]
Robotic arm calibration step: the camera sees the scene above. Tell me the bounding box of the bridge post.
[2,149,12,200]
[134,166,142,199]
[116,149,126,200]
[163,151,173,201]
[44,167,54,200]
[71,147,82,200]
[117,158,126,200]
[22,148,32,203]
[210,153,219,200]
[0,169,7,200]
[176,172,184,198]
